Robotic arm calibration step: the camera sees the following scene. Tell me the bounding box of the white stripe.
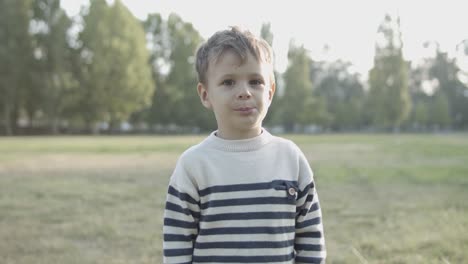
[202,203,295,214]
[164,210,197,223]
[193,247,293,256]
[295,237,324,245]
[200,188,290,202]
[199,219,295,229]
[195,232,295,242]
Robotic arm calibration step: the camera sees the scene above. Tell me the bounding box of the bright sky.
[61,0,468,77]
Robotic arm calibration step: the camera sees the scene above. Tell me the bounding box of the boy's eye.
[249,79,264,86]
[221,79,235,86]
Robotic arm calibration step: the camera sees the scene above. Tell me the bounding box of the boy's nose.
[237,84,252,99]
[237,92,251,99]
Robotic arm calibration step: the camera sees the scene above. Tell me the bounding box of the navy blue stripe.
[164,248,193,257]
[193,252,295,263]
[295,243,324,251]
[296,231,322,238]
[201,196,295,209]
[297,201,319,216]
[199,225,295,236]
[295,256,324,263]
[296,195,314,213]
[164,233,197,242]
[165,201,201,219]
[298,182,314,199]
[164,218,198,229]
[201,212,295,222]
[309,202,320,213]
[195,239,294,249]
[296,217,321,229]
[168,185,198,204]
[199,180,298,197]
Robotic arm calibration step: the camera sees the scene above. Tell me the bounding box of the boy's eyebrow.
[217,73,236,80]
[249,73,265,78]
[217,73,265,80]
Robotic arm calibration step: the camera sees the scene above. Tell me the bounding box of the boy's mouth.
[234,107,255,114]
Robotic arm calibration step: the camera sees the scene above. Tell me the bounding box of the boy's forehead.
[209,50,243,67]
[209,50,272,71]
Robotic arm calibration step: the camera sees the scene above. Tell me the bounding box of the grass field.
[0,133,467,263]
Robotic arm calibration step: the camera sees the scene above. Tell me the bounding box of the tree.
[412,100,429,130]
[133,13,167,129]
[280,42,325,132]
[260,22,274,47]
[455,39,468,87]
[78,0,154,132]
[312,60,365,131]
[430,91,450,129]
[259,22,281,127]
[368,14,411,130]
[0,0,35,135]
[165,14,212,130]
[31,0,77,133]
[407,63,431,131]
[140,13,212,132]
[429,47,468,129]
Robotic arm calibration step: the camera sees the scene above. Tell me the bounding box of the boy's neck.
[215,127,263,140]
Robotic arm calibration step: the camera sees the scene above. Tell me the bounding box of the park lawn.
[0,133,467,263]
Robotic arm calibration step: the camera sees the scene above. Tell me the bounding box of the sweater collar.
[204,128,273,152]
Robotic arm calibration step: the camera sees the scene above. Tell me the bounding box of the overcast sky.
[61,0,468,76]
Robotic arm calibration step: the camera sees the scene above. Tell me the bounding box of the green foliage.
[78,0,154,130]
[406,44,468,130]
[133,13,170,127]
[456,39,468,87]
[429,49,468,129]
[1,3,468,134]
[165,14,211,129]
[259,22,281,126]
[412,100,429,128]
[312,60,365,131]
[140,13,214,131]
[430,91,451,128]
[0,0,34,134]
[260,22,274,47]
[368,14,411,130]
[280,43,325,131]
[31,0,78,133]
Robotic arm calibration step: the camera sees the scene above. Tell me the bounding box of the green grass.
[1,133,467,263]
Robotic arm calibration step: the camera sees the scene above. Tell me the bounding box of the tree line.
[1,0,467,135]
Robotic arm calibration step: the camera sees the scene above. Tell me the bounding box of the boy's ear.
[197,82,212,109]
[268,82,276,103]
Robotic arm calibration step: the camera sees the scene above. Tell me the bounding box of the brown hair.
[195,26,274,85]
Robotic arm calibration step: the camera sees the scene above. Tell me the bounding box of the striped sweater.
[163,129,326,263]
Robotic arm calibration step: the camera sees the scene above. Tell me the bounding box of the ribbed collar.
[203,129,273,152]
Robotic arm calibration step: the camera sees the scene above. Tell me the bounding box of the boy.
[163,27,326,263]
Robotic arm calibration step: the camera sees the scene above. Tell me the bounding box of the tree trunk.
[50,117,59,135]
[3,103,12,135]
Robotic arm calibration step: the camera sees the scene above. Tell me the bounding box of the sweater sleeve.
[163,157,200,264]
[294,152,326,263]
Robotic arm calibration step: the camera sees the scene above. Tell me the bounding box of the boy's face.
[197,50,275,140]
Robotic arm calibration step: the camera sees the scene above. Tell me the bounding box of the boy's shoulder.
[177,140,207,163]
[269,134,302,152]
[175,135,216,166]
[269,135,311,166]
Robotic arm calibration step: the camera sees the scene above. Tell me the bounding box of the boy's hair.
[195,26,274,85]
